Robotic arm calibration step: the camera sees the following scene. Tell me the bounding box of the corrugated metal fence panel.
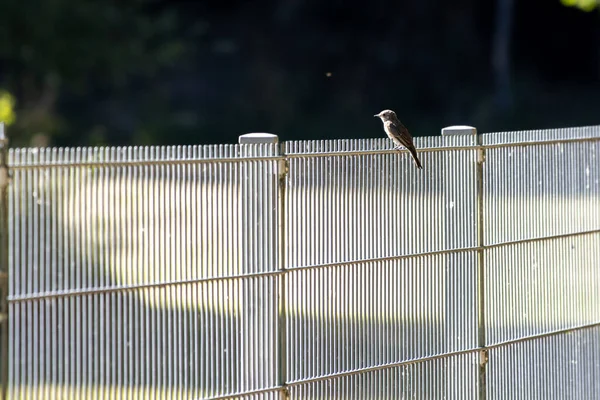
[288,352,479,400]
[481,125,600,146]
[285,251,479,382]
[486,326,600,400]
[284,135,478,264]
[283,135,480,388]
[485,233,600,345]
[482,127,600,346]
[482,126,600,400]
[482,126,600,245]
[7,145,282,398]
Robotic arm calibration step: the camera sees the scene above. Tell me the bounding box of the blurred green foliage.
[561,0,598,12]
[0,91,16,126]
[0,0,185,146]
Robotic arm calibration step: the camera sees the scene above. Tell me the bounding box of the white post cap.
[441,125,477,136]
[238,132,279,144]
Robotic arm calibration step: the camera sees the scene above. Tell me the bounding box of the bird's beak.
[374,113,380,118]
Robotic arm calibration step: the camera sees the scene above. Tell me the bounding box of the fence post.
[238,132,288,398]
[0,123,9,400]
[474,128,487,400]
[441,125,486,397]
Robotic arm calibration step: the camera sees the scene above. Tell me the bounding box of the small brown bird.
[374,109,422,169]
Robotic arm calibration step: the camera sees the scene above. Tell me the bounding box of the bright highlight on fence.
[0,124,599,399]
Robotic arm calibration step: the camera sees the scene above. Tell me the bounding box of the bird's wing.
[388,121,423,169]
[388,121,415,148]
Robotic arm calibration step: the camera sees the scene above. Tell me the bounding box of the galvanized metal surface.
[486,324,600,399]
[7,144,282,399]
[1,126,600,399]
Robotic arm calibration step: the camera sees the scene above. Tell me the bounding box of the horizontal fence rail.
[0,125,599,399]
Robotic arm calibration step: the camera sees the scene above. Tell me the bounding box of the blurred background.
[0,0,599,148]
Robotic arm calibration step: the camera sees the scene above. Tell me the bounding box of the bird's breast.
[383,123,399,140]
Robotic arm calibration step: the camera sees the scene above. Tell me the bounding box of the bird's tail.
[407,146,423,169]
[394,136,423,170]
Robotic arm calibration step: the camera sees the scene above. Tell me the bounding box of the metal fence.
[0,123,599,399]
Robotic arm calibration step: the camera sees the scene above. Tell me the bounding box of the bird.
[374,109,422,169]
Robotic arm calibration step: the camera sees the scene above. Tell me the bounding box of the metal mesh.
[485,233,600,345]
[288,352,479,400]
[487,326,600,399]
[284,136,478,263]
[1,126,599,399]
[7,145,282,398]
[482,126,600,399]
[483,132,600,245]
[285,251,479,382]
[283,136,479,391]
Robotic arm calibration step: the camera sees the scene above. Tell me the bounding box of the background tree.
[561,0,598,11]
[0,0,598,147]
[0,0,185,146]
